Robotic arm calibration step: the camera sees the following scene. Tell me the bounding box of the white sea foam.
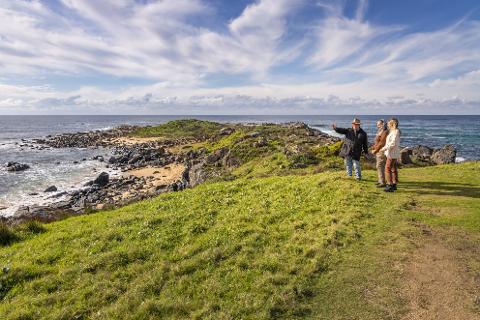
[0,159,121,218]
[309,125,343,138]
[455,157,466,163]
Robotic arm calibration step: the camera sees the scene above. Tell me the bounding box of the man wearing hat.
[332,118,369,180]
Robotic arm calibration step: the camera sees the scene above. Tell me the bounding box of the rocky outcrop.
[431,144,457,165]
[410,144,457,164]
[35,125,139,148]
[6,162,30,172]
[187,162,209,187]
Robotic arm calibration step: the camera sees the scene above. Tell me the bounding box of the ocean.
[1,115,479,216]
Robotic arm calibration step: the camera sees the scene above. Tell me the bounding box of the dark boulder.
[411,145,433,162]
[219,127,235,136]
[6,162,30,172]
[44,185,58,192]
[400,147,413,165]
[431,144,457,165]
[93,172,109,187]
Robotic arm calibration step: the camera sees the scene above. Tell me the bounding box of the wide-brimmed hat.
[351,118,361,125]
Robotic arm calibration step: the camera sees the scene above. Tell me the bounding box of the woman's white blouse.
[381,129,400,159]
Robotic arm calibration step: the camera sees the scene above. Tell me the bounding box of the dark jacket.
[334,127,369,161]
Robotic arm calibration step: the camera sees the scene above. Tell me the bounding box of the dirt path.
[402,224,480,320]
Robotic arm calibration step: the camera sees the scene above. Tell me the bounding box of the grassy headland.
[1,120,478,319]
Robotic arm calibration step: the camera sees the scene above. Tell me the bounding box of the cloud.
[0,0,479,114]
[0,0,299,83]
[0,81,478,115]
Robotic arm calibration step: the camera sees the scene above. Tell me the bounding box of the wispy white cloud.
[0,0,479,114]
[0,0,299,83]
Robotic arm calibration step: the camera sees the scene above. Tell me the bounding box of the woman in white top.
[380,118,400,192]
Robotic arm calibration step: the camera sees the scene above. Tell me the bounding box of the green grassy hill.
[1,162,479,319]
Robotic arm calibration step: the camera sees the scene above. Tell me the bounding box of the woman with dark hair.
[381,118,400,192]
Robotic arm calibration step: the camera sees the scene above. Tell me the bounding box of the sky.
[0,0,479,115]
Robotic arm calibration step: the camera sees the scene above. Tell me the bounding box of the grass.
[131,119,224,139]
[1,162,478,319]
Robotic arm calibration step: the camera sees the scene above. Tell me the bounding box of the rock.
[44,185,58,192]
[12,205,59,223]
[205,147,229,164]
[400,147,413,165]
[6,162,30,172]
[223,151,241,167]
[48,191,68,199]
[108,156,117,164]
[219,127,235,136]
[411,145,434,162]
[246,131,260,138]
[188,162,208,187]
[93,172,109,187]
[431,144,457,165]
[253,138,268,148]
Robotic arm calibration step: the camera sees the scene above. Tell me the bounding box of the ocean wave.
[308,125,343,138]
[455,157,466,163]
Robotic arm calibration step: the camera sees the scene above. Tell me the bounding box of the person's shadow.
[400,181,480,199]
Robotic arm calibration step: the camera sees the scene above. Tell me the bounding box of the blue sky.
[0,0,479,114]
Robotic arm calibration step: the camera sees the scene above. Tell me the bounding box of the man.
[371,119,388,187]
[332,118,369,180]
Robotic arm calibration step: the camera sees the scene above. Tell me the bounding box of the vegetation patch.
[131,119,224,140]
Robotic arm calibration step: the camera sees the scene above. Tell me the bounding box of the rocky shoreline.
[1,121,458,225]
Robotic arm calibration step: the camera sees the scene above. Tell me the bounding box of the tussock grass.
[0,223,17,246]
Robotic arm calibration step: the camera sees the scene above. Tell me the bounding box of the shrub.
[0,223,17,246]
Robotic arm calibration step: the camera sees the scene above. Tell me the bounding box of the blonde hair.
[388,118,398,130]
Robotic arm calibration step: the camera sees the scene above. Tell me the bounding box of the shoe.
[384,185,394,192]
[392,184,397,191]
[356,178,361,181]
